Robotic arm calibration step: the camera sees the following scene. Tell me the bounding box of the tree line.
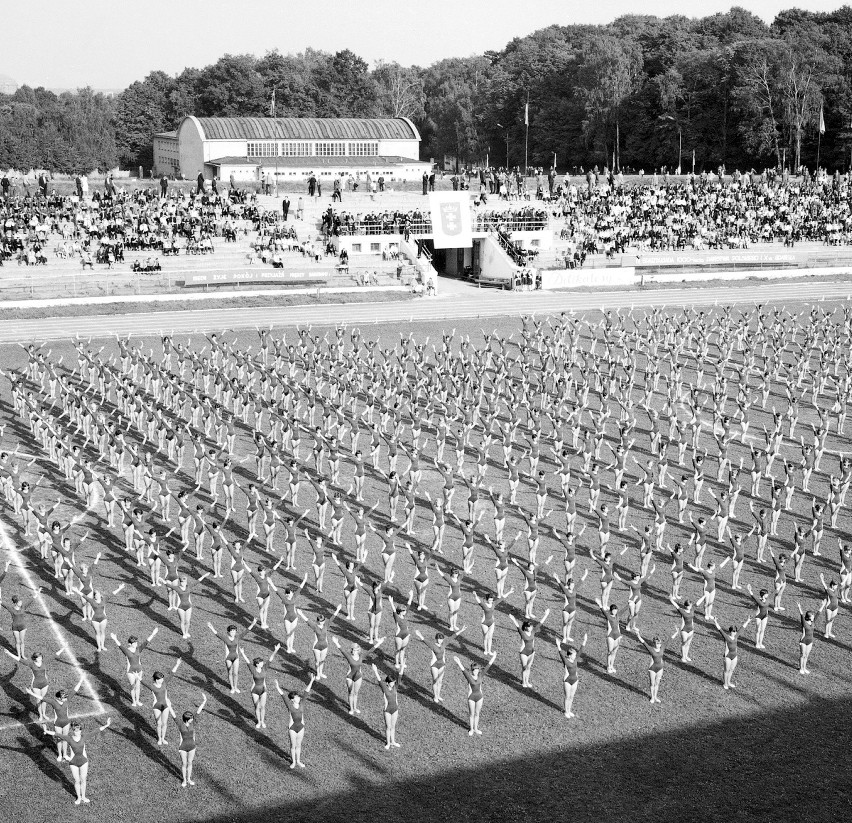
[4,6,852,175]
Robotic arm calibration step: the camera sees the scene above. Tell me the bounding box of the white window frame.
[315,142,346,157]
[281,142,312,157]
[246,141,278,158]
[348,142,379,157]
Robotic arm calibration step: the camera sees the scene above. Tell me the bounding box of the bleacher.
[0,221,399,301]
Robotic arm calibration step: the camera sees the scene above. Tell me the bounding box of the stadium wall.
[480,234,518,284]
[541,267,634,289]
[333,234,404,257]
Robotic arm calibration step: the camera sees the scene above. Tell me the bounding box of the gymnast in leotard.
[240,642,281,729]
[274,674,315,768]
[111,628,159,706]
[509,610,550,688]
[173,693,207,787]
[331,636,385,715]
[371,664,401,750]
[453,652,497,734]
[43,717,112,804]
[145,658,182,745]
[634,630,665,704]
[207,619,256,694]
[555,633,588,719]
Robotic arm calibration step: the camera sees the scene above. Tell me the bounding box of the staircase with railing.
[399,237,439,290]
[494,230,541,267]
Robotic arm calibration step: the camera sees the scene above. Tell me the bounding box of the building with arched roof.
[155,116,430,183]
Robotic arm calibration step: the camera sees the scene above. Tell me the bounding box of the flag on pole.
[524,103,529,126]
[819,103,825,135]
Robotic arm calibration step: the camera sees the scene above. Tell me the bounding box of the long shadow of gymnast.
[0,733,76,796]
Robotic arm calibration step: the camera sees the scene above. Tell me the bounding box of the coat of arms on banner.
[430,192,472,248]
[439,201,463,236]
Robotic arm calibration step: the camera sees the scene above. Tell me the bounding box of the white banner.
[429,191,473,249]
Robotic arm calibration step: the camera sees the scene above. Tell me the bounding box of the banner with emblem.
[429,191,473,249]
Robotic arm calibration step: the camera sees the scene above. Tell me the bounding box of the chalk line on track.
[0,518,106,731]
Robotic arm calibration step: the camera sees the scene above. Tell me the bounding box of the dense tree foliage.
[7,7,852,174]
[0,86,118,172]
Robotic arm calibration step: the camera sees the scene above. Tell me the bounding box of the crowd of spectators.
[439,167,852,259]
[552,172,852,256]
[312,171,852,260]
[0,187,266,269]
[7,169,852,276]
[247,222,329,267]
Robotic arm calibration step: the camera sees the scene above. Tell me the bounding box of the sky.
[3,0,848,90]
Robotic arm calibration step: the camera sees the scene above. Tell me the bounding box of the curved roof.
[189,117,419,142]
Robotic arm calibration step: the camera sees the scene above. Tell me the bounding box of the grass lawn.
[0,308,849,823]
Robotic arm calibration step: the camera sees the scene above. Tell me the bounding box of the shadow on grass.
[199,692,852,823]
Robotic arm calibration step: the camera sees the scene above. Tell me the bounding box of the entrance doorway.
[417,239,481,279]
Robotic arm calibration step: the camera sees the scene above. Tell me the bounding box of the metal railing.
[324,218,433,236]
[473,214,550,232]
[494,231,540,266]
[320,212,553,237]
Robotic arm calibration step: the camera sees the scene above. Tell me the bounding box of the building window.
[352,243,362,252]
[315,142,346,157]
[370,243,380,252]
[247,142,278,158]
[281,142,311,157]
[348,142,379,157]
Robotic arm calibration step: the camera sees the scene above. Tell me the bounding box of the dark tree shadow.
[198,692,852,823]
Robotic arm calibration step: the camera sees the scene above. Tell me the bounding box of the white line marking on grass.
[0,708,104,733]
[0,518,106,730]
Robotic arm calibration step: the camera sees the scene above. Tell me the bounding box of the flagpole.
[615,121,620,172]
[525,91,529,176]
[272,89,278,197]
[817,131,822,174]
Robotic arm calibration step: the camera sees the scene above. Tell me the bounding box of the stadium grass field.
[0,309,850,823]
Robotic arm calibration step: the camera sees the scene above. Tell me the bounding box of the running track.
[1,279,850,342]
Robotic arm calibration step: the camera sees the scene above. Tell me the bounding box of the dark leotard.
[119,638,149,673]
[177,717,197,752]
[378,680,399,714]
[56,733,89,767]
[283,695,305,733]
[461,668,485,701]
[250,667,267,696]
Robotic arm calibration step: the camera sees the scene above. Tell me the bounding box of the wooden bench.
[476,274,512,289]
